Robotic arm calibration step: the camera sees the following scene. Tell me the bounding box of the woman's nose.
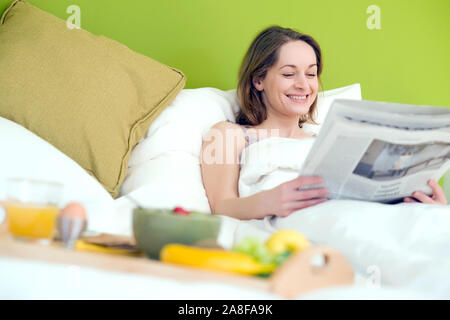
[294,75,308,89]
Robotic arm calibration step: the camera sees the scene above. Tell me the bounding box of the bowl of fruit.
[133,206,221,259]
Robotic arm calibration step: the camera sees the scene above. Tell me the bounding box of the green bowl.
[132,208,222,259]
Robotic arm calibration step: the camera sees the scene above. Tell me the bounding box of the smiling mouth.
[286,94,309,103]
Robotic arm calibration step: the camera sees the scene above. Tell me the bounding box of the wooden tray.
[0,221,354,298]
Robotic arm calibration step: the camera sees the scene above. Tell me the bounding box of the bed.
[1,85,449,300]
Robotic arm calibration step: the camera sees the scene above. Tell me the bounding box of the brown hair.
[236,25,323,127]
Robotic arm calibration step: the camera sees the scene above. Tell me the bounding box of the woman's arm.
[200,121,329,220]
[200,121,252,218]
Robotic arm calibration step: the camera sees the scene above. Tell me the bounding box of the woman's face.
[253,40,319,120]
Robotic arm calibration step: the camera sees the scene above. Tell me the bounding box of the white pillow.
[126,87,240,167]
[120,152,211,212]
[0,117,114,232]
[120,84,362,213]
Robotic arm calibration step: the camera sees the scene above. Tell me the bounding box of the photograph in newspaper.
[353,140,450,181]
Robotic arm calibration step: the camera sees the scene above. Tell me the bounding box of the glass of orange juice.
[5,178,63,244]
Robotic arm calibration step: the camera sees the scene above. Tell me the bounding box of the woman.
[200,26,447,220]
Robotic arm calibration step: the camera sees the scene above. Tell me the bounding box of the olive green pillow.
[0,0,185,198]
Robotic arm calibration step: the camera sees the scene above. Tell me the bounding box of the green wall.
[1,0,449,107]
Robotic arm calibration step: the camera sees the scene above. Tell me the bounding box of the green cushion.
[0,0,185,198]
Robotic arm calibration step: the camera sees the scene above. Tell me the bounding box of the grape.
[232,237,275,265]
[273,250,292,265]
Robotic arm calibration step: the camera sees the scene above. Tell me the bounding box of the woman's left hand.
[403,179,447,205]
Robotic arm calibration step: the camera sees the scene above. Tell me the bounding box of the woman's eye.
[307,74,317,77]
[283,74,294,77]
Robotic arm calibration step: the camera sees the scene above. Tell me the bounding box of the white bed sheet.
[0,257,278,300]
[268,200,450,298]
[0,256,430,300]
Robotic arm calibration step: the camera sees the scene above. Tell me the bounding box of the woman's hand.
[403,179,447,205]
[264,176,329,218]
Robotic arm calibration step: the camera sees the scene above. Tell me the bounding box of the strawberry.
[173,206,190,215]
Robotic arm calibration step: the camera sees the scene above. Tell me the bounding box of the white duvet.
[235,136,450,298]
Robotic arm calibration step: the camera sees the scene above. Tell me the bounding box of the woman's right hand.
[264,176,329,218]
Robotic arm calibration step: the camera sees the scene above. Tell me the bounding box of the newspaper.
[300,99,450,203]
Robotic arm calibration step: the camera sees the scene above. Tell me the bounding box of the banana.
[160,244,275,275]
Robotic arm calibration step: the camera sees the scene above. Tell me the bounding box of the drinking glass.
[5,178,63,244]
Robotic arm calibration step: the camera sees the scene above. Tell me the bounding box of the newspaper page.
[300,99,450,203]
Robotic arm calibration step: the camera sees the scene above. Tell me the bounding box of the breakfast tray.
[0,228,354,298]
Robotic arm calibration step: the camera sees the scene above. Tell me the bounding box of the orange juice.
[6,202,59,239]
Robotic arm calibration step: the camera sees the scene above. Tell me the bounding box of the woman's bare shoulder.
[209,120,243,132]
[206,121,246,140]
[203,121,247,154]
